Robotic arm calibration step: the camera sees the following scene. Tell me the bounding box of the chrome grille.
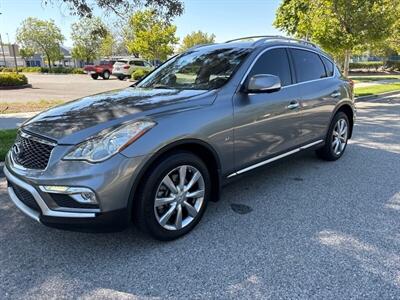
[12,132,55,170]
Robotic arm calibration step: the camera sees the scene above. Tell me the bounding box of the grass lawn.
[355,82,400,97]
[0,100,65,114]
[350,75,400,83]
[0,129,17,161]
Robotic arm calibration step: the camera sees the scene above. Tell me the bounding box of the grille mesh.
[8,181,41,212]
[12,133,55,170]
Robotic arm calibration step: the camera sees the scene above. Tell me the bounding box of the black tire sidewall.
[136,152,211,240]
[91,74,98,80]
[327,112,349,159]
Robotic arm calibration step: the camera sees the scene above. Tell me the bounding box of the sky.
[0,0,283,47]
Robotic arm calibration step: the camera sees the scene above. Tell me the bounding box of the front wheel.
[91,74,99,80]
[134,152,211,240]
[316,112,349,161]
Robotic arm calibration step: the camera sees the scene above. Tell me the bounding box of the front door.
[233,48,303,171]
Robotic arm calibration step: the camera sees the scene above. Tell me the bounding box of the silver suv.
[4,36,355,240]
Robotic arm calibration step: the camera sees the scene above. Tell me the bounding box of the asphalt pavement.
[0,96,399,299]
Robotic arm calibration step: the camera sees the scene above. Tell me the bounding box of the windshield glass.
[137,47,250,90]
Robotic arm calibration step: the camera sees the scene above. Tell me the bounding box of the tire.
[91,74,99,80]
[316,111,350,161]
[134,151,211,241]
[117,75,125,81]
[102,71,110,80]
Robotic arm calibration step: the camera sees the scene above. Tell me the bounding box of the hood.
[22,87,215,144]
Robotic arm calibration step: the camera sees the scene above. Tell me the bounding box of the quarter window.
[321,56,334,77]
[290,49,326,82]
[247,48,292,86]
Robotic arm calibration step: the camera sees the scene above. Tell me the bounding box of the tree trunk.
[343,49,351,77]
[46,53,52,71]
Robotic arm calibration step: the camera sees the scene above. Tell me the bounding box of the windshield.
[137,47,250,90]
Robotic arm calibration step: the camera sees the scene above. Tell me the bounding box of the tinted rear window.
[248,48,292,86]
[132,60,145,66]
[290,49,326,82]
[116,60,128,64]
[321,56,334,77]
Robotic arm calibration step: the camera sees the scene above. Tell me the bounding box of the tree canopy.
[179,31,216,52]
[125,10,178,60]
[71,17,111,63]
[274,0,398,75]
[44,0,184,20]
[16,17,64,70]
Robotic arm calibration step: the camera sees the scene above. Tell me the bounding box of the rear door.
[289,48,341,143]
[233,48,303,171]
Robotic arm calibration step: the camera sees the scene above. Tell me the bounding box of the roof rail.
[225,35,318,49]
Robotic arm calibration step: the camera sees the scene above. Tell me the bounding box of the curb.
[355,90,400,102]
[0,84,32,90]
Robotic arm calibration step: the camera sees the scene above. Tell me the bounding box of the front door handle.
[287,101,300,110]
[331,91,341,98]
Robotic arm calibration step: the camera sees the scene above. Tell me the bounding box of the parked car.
[4,36,355,240]
[83,60,116,80]
[112,58,153,80]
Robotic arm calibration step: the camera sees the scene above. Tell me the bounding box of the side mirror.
[245,74,282,93]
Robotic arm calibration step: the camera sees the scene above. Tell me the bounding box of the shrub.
[132,68,151,80]
[385,60,400,71]
[0,73,28,87]
[349,61,384,71]
[71,68,85,74]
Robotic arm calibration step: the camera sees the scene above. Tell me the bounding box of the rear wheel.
[91,74,99,80]
[134,152,211,240]
[102,71,110,80]
[316,112,349,161]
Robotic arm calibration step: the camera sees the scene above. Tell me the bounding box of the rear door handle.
[331,91,341,98]
[287,101,300,110]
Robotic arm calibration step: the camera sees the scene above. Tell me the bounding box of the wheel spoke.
[185,171,201,191]
[175,204,182,229]
[159,204,176,226]
[162,175,178,194]
[183,201,198,217]
[332,139,339,148]
[155,196,176,207]
[334,139,340,153]
[333,131,339,137]
[186,189,204,198]
[179,166,187,188]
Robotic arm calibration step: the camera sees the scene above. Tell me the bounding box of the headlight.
[64,120,156,162]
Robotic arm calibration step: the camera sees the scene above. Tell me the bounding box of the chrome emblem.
[12,142,22,157]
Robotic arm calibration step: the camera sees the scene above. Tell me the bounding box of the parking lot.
[0,95,399,299]
[1,73,131,103]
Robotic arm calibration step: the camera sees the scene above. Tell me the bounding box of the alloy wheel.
[332,118,348,156]
[154,165,205,231]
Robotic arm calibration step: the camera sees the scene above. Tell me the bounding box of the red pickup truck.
[83,60,116,80]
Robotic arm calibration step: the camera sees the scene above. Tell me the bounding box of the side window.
[290,49,326,82]
[133,60,145,66]
[247,48,292,86]
[321,56,334,77]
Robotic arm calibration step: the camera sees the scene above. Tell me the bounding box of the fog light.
[39,185,98,204]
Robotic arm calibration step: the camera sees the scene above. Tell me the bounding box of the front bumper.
[4,149,147,229]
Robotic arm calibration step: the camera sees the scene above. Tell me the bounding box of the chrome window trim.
[239,45,336,88]
[227,139,324,178]
[4,166,97,220]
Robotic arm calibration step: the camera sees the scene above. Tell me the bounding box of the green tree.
[179,31,216,52]
[274,0,398,76]
[45,0,183,20]
[71,17,109,63]
[16,17,64,70]
[19,48,35,60]
[99,33,116,57]
[125,10,179,60]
